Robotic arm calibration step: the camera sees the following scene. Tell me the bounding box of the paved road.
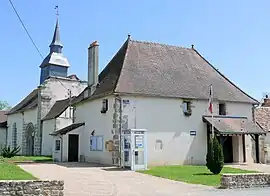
[19,163,270,196]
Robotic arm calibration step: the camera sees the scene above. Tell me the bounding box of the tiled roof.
[255,107,270,132]
[75,38,257,104]
[42,97,74,121]
[7,89,38,115]
[203,115,265,135]
[50,122,85,136]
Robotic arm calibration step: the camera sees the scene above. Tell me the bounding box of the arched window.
[12,123,17,148]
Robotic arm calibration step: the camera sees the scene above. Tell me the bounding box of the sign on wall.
[135,135,144,148]
[190,130,196,136]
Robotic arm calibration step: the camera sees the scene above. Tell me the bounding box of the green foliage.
[206,136,213,170]
[1,146,21,158]
[0,101,11,110]
[206,135,224,175]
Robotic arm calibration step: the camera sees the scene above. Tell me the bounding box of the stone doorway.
[25,123,35,156]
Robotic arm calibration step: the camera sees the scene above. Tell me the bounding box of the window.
[101,99,108,113]
[55,140,61,151]
[219,103,226,115]
[90,136,103,151]
[72,107,76,123]
[12,123,17,148]
[183,100,192,116]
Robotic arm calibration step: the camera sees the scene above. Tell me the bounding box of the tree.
[0,101,11,110]
[206,136,213,170]
[206,135,224,174]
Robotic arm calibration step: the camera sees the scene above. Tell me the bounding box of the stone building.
[255,96,270,163]
[50,37,265,166]
[6,18,87,156]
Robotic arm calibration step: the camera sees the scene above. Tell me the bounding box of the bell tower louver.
[39,18,70,84]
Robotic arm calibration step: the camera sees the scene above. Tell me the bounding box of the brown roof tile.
[42,97,74,121]
[255,107,270,132]
[203,115,265,135]
[75,38,258,104]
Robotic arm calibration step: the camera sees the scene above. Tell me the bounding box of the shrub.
[1,146,21,158]
[206,136,213,170]
[206,135,224,174]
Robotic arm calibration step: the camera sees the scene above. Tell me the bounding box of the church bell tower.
[39,10,70,84]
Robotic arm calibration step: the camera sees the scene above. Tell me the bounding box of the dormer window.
[183,100,192,116]
[219,103,226,115]
[101,99,108,113]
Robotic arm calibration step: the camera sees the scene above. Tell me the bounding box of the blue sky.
[1,0,270,106]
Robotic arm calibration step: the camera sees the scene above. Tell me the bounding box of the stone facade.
[112,96,122,166]
[21,122,36,156]
[221,173,270,189]
[0,180,64,195]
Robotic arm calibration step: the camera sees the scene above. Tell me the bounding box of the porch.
[202,115,266,164]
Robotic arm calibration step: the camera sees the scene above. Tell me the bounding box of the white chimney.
[88,41,99,95]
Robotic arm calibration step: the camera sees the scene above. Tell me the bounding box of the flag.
[208,85,213,114]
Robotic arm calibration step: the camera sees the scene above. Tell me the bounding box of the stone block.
[221,173,270,189]
[0,180,64,195]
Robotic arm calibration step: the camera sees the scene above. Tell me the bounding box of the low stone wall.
[0,180,64,195]
[221,173,270,189]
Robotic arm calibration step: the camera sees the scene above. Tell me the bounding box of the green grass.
[139,165,258,186]
[0,162,37,180]
[0,156,52,180]
[1,156,52,162]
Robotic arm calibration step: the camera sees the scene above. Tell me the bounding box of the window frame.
[101,99,108,113]
[90,135,104,151]
[55,139,61,151]
[218,103,226,115]
[12,123,17,148]
[183,100,192,116]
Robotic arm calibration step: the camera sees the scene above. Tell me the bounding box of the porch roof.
[202,115,266,136]
[50,122,85,136]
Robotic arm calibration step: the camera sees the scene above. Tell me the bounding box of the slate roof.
[203,115,265,135]
[255,106,270,132]
[7,89,38,115]
[75,38,257,104]
[50,122,85,136]
[42,97,74,121]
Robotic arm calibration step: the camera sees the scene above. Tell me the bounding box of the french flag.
[208,85,213,114]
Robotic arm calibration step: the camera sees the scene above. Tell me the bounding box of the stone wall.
[0,180,64,195]
[221,173,270,189]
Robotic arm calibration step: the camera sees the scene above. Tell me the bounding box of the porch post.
[242,134,246,163]
[255,134,260,163]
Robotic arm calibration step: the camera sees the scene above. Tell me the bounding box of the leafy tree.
[0,101,11,110]
[206,135,224,174]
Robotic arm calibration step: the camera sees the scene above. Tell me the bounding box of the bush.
[1,146,21,158]
[206,136,224,174]
[206,136,213,170]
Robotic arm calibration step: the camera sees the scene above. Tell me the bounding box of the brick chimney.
[88,41,99,95]
[262,95,270,107]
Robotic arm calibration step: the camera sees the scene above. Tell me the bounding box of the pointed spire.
[49,6,63,53]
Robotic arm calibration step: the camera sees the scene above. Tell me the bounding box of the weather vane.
[55,5,59,17]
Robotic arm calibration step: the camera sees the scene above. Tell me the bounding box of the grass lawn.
[0,156,52,180]
[139,165,258,186]
[0,162,36,180]
[1,156,52,162]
